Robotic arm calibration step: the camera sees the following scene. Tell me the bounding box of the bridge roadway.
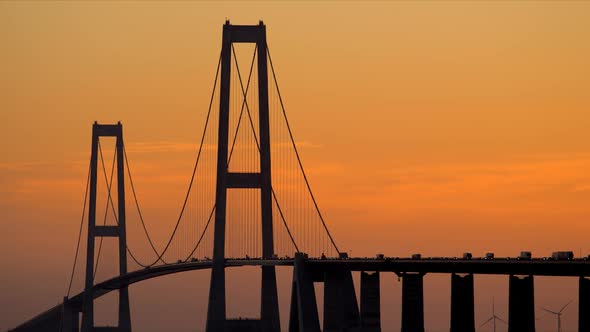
[13,256,590,331]
[74,256,590,306]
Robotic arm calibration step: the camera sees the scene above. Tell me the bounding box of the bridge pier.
[262,266,281,332]
[508,275,535,332]
[289,253,321,332]
[61,297,80,332]
[401,273,424,332]
[579,277,590,332]
[450,274,475,332]
[225,319,262,331]
[324,269,360,331]
[360,271,381,331]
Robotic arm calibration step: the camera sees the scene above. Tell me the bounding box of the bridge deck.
[70,257,590,305]
[12,257,590,331]
[65,257,590,308]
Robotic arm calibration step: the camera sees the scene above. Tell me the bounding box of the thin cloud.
[0,160,86,171]
[370,154,590,207]
[118,140,323,155]
[124,141,210,153]
[572,184,590,193]
[271,141,324,149]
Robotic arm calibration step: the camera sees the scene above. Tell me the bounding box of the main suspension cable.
[97,140,150,268]
[123,145,166,264]
[183,205,215,261]
[64,52,223,301]
[65,159,91,297]
[267,45,340,254]
[94,143,117,279]
[227,45,257,167]
[129,52,222,267]
[182,47,258,261]
[232,46,300,253]
[183,46,281,260]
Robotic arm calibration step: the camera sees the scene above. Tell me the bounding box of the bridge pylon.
[81,122,132,332]
[207,21,280,332]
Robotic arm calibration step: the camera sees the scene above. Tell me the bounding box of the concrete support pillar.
[360,272,381,331]
[579,277,590,332]
[401,273,424,332]
[324,269,360,331]
[118,287,131,332]
[225,319,262,331]
[508,275,535,332]
[289,281,300,332]
[289,253,320,332]
[261,266,281,332]
[450,274,475,332]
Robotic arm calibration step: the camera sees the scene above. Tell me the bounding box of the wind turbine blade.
[543,308,559,315]
[559,299,573,313]
[492,297,495,315]
[479,316,494,327]
[496,315,508,325]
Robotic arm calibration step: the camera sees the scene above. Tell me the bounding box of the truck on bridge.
[552,251,574,260]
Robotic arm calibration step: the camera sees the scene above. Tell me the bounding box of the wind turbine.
[542,299,573,332]
[480,298,507,332]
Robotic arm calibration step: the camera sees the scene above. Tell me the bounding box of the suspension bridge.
[9,21,590,332]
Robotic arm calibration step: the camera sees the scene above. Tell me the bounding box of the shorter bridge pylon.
[80,122,132,332]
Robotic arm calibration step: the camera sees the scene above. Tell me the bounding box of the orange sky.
[1,2,590,331]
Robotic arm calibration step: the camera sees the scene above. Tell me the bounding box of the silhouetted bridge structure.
[10,21,590,332]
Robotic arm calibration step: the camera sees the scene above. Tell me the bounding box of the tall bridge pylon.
[207,20,280,332]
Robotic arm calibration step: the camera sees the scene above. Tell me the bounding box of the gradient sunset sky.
[1,1,590,331]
